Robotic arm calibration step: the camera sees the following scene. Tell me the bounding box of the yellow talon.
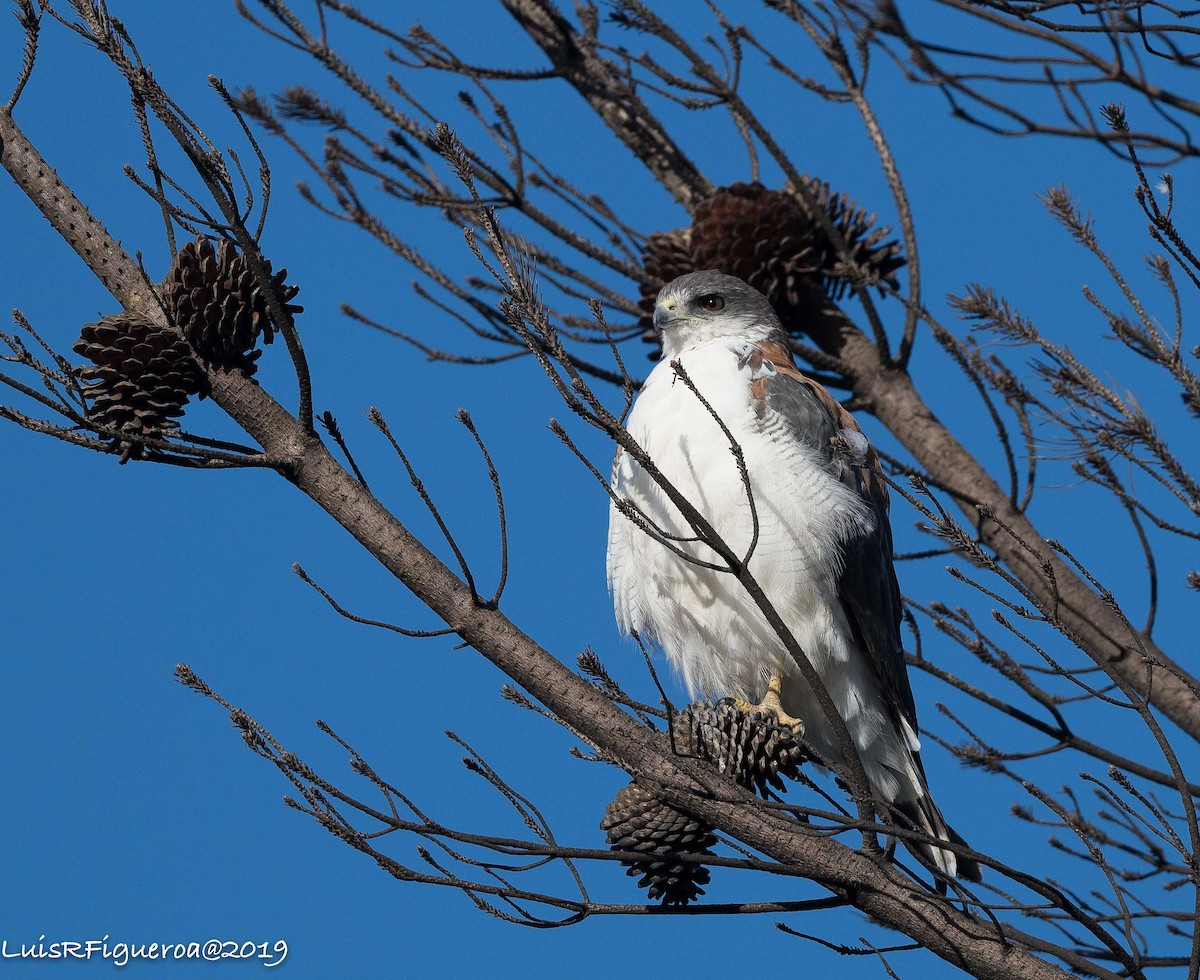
[736,674,804,735]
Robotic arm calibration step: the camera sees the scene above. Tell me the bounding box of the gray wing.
[760,367,919,739]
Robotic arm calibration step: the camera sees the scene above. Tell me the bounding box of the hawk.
[607,270,979,880]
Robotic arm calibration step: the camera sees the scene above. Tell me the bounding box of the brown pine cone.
[600,781,717,906]
[639,180,904,354]
[681,698,807,797]
[163,235,302,376]
[73,312,206,463]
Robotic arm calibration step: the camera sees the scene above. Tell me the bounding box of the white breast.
[606,339,873,717]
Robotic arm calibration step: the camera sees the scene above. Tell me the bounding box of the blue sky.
[2,3,1197,977]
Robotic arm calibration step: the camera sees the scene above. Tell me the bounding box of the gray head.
[653,271,783,359]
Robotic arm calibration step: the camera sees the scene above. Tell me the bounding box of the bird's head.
[652,270,785,359]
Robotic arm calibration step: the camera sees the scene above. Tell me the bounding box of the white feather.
[607,338,929,824]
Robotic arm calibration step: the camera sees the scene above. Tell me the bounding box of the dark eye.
[699,293,725,312]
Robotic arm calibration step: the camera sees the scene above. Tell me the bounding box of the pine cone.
[639,180,904,354]
[73,312,206,463]
[600,699,806,905]
[163,235,302,376]
[682,698,807,797]
[600,781,716,906]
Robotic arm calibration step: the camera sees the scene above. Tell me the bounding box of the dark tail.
[894,791,982,882]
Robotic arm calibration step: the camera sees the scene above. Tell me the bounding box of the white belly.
[606,339,882,768]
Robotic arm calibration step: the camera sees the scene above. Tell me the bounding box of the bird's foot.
[736,675,804,736]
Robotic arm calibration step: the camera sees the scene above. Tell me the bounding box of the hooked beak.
[653,297,683,332]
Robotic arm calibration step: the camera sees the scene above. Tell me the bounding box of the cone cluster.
[73,312,206,463]
[163,235,301,376]
[601,699,806,905]
[639,181,904,354]
[71,236,301,461]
